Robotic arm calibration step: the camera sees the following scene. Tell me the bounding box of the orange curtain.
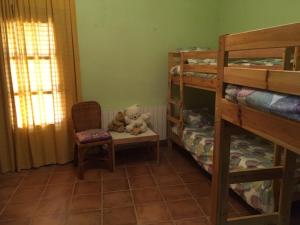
[0,0,81,172]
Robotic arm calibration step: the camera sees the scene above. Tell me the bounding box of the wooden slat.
[182,50,217,60]
[168,52,180,57]
[224,67,267,89]
[229,48,285,59]
[167,115,180,124]
[224,67,300,96]
[183,64,217,74]
[227,213,278,225]
[268,70,300,96]
[296,162,300,168]
[225,23,300,51]
[229,167,283,184]
[221,100,300,155]
[168,98,181,106]
[172,76,217,92]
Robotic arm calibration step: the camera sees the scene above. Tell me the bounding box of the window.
[7,22,63,128]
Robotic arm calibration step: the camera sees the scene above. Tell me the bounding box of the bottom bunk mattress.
[172,110,300,213]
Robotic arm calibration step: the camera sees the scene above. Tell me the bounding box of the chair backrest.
[71,101,102,132]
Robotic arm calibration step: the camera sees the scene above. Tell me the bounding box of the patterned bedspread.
[225,85,300,122]
[172,109,300,213]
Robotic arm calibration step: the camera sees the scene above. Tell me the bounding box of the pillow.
[183,109,213,128]
[76,129,111,144]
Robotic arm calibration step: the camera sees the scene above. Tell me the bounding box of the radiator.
[102,105,167,140]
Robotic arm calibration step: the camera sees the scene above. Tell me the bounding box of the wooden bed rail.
[224,23,300,51]
[221,100,300,155]
[224,67,300,96]
[181,50,217,60]
[229,48,285,59]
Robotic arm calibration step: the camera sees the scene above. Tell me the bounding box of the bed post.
[211,35,230,225]
[294,46,300,70]
[167,52,174,151]
[278,149,297,225]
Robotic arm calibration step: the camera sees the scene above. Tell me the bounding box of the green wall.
[76,0,218,110]
[218,0,300,35]
[75,0,300,111]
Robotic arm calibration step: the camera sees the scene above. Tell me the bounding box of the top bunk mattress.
[225,85,300,122]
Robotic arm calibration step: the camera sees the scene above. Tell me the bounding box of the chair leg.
[78,148,85,180]
[108,142,115,172]
[168,138,173,151]
[73,144,78,167]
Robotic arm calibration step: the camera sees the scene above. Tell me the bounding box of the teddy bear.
[124,104,151,135]
[108,111,126,132]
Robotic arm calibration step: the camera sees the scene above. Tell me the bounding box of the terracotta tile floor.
[0,145,299,225]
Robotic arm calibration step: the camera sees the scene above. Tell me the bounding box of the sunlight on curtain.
[0,0,81,172]
[7,22,63,128]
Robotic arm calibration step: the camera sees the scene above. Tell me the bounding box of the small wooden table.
[110,129,160,171]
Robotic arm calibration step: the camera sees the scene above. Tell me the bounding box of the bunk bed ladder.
[167,52,184,150]
[212,122,298,225]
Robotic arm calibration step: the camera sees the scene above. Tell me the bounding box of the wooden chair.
[72,101,114,179]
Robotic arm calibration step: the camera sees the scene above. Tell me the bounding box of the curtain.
[0,0,81,172]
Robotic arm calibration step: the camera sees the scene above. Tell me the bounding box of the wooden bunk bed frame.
[211,23,300,225]
[167,50,218,148]
[167,48,289,147]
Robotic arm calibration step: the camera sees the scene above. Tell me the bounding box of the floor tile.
[74,181,101,195]
[186,182,210,198]
[103,206,136,225]
[155,174,183,186]
[36,197,69,216]
[135,202,170,224]
[70,194,101,212]
[42,184,73,199]
[31,214,67,225]
[179,172,209,184]
[150,165,175,176]
[0,187,16,202]
[83,169,101,181]
[0,176,23,188]
[67,211,101,225]
[132,188,162,204]
[103,168,126,180]
[175,217,209,225]
[103,178,129,192]
[146,222,173,225]
[196,196,237,218]
[0,218,31,225]
[48,172,77,185]
[127,165,150,177]
[0,202,37,220]
[54,164,76,173]
[10,186,44,203]
[103,191,132,208]
[129,175,155,189]
[160,185,192,201]
[20,174,49,187]
[167,199,204,220]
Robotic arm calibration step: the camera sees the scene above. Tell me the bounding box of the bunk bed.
[167,49,218,147]
[211,23,300,225]
[167,48,298,213]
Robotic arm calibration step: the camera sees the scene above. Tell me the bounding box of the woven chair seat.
[76,129,111,144]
